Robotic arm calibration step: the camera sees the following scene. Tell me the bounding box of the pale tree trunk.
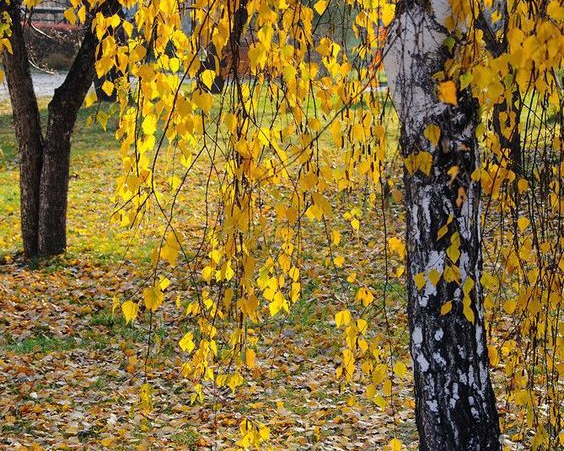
[383,1,501,450]
[1,0,121,257]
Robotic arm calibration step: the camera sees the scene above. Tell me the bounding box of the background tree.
[0,0,120,257]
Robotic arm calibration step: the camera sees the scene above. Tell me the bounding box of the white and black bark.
[1,0,121,257]
[384,1,501,450]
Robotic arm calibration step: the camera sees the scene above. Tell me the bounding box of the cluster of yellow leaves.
[97,0,563,448]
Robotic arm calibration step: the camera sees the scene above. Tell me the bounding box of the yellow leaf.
[179,332,195,352]
[547,0,564,20]
[159,276,171,290]
[193,90,213,114]
[84,91,98,108]
[143,286,164,312]
[332,229,341,245]
[393,361,408,378]
[517,178,529,194]
[100,437,113,447]
[517,216,530,231]
[438,81,458,105]
[389,438,403,451]
[437,224,449,240]
[357,318,368,335]
[335,309,352,327]
[140,383,152,413]
[245,348,256,369]
[503,299,517,314]
[333,255,345,267]
[423,124,441,146]
[142,114,157,135]
[488,345,499,366]
[314,0,328,15]
[200,69,216,90]
[414,272,425,290]
[440,301,452,315]
[388,236,406,259]
[428,268,441,286]
[121,300,138,323]
[366,383,377,399]
[463,304,475,323]
[381,3,396,27]
[64,7,77,26]
[351,218,360,231]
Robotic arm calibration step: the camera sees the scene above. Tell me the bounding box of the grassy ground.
[0,98,417,450]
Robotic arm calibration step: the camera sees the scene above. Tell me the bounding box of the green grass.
[171,427,200,447]
[4,332,77,354]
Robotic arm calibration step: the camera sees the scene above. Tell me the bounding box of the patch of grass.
[0,418,34,436]
[171,427,200,447]
[5,332,77,354]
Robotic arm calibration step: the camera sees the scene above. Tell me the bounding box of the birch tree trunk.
[383,1,501,449]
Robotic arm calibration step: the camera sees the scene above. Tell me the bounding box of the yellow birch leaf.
[179,332,195,352]
[488,345,499,366]
[438,81,458,105]
[121,300,138,323]
[428,268,441,286]
[334,255,345,267]
[200,70,216,90]
[351,218,360,231]
[393,361,408,378]
[64,8,77,26]
[389,438,403,451]
[366,383,377,398]
[517,178,529,193]
[245,348,256,369]
[381,4,396,26]
[100,437,114,447]
[314,0,328,15]
[335,309,352,327]
[517,216,530,231]
[423,124,441,146]
[142,114,157,135]
[414,272,425,290]
[463,304,475,323]
[143,286,164,311]
[440,301,452,315]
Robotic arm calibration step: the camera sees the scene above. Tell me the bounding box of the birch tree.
[383,1,501,449]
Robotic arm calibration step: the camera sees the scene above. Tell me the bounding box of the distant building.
[24,1,69,24]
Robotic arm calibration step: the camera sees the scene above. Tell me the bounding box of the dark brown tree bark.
[384,1,501,449]
[1,0,121,257]
[197,0,249,94]
[1,1,44,257]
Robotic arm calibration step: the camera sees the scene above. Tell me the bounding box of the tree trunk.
[38,17,100,255]
[384,2,501,450]
[2,0,121,257]
[1,1,44,257]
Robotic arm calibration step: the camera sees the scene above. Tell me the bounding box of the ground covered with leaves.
[0,98,554,451]
[0,100,419,450]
